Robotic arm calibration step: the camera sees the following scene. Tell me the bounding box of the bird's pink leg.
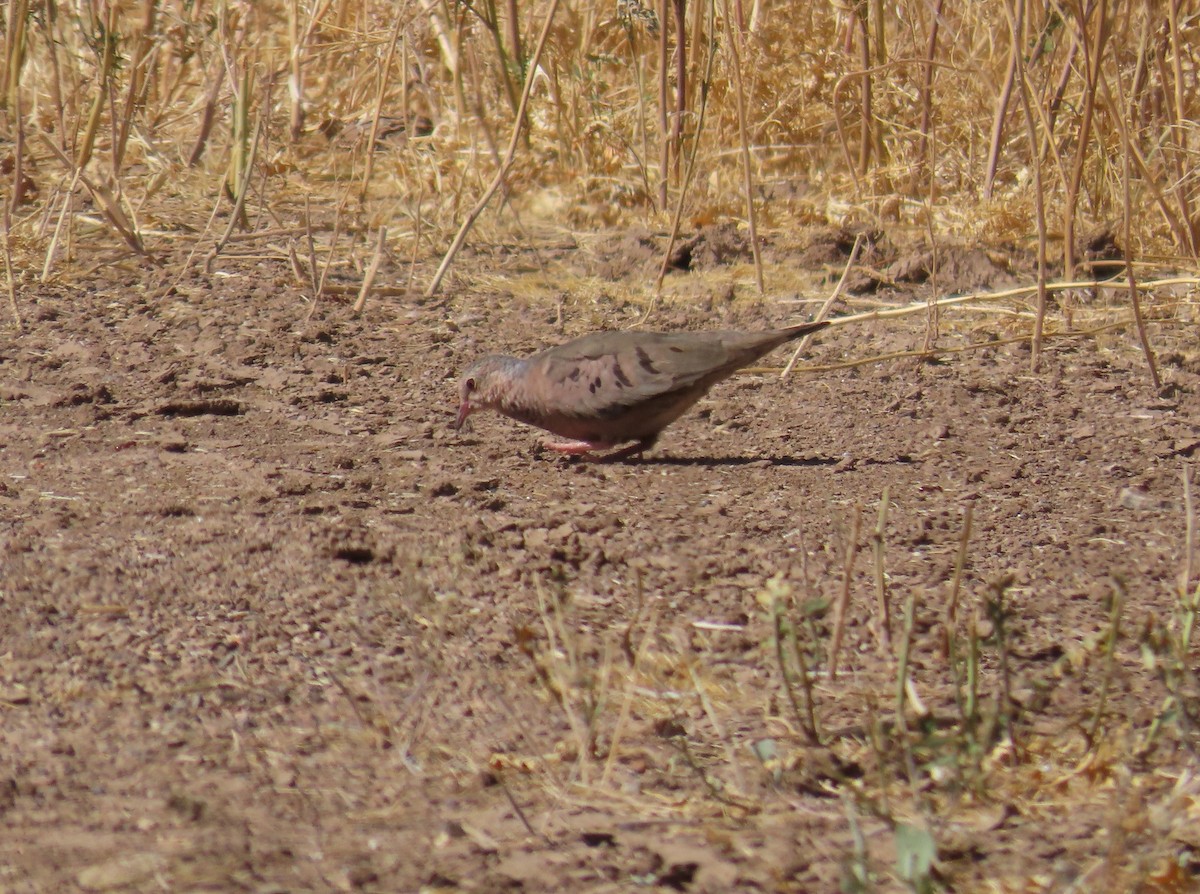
[541,438,617,456]
[541,437,656,462]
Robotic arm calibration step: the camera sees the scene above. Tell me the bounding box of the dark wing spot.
[567,368,582,382]
[636,346,660,375]
[611,362,633,388]
[589,378,599,394]
[669,346,685,353]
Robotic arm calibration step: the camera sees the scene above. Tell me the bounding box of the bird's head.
[452,355,524,431]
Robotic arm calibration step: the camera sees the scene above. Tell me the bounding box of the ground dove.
[452,320,830,460]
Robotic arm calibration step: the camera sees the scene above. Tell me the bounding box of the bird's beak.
[452,401,472,432]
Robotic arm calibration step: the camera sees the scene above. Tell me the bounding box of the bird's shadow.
[589,451,919,468]
[448,433,909,469]
[588,453,843,468]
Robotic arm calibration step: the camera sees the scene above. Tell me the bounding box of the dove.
[452,320,830,460]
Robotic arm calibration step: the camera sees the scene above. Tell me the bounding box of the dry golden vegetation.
[2,0,1199,298]
[6,2,1200,892]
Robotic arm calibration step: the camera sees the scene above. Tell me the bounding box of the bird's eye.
[465,377,476,392]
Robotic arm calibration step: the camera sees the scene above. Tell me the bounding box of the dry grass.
[3,0,1199,303]
[510,494,1200,892]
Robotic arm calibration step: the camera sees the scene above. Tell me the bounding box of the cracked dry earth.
[2,249,1200,893]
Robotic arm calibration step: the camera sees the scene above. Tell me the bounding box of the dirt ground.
[3,230,1200,893]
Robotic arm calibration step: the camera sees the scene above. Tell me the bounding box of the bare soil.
[2,232,1199,892]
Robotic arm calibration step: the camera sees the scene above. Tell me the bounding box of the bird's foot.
[541,438,617,459]
[541,438,654,463]
[594,439,653,462]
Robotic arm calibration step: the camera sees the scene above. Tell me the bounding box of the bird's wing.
[528,329,796,420]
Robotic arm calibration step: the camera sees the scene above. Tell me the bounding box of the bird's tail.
[782,320,832,340]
